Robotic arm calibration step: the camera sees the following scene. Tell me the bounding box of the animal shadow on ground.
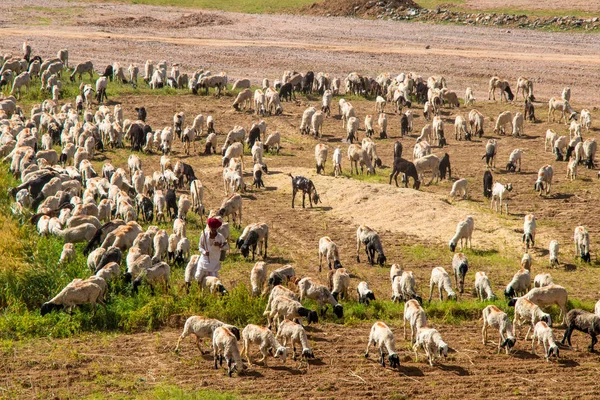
[511,349,538,360]
[267,171,282,175]
[263,186,277,191]
[266,256,293,264]
[400,365,425,377]
[563,263,577,271]
[271,365,304,375]
[549,193,573,200]
[557,358,579,368]
[241,369,264,378]
[241,194,257,200]
[305,326,323,333]
[438,363,469,376]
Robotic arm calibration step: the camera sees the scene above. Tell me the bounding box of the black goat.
[135,107,147,122]
[102,65,114,81]
[483,170,493,198]
[253,167,265,189]
[301,71,314,94]
[247,126,261,149]
[562,309,600,352]
[139,196,154,223]
[94,247,123,274]
[236,228,268,261]
[129,123,151,151]
[439,153,451,180]
[389,158,420,189]
[165,189,178,220]
[9,172,55,200]
[524,100,535,122]
[400,114,409,137]
[289,174,320,208]
[83,220,127,255]
[279,83,293,102]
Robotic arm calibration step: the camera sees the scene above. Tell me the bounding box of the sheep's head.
[582,252,591,263]
[333,304,344,318]
[388,353,400,369]
[413,179,421,190]
[506,162,516,172]
[377,253,387,266]
[302,348,315,359]
[541,314,552,327]
[40,302,62,316]
[274,346,288,363]
[447,293,457,301]
[449,240,457,252]
[333,260,343,270]
[366,291,376,302]
[439,342,449,359]
[217,284,228,295]
[500,337,516,351]
[298,307,319,324]
[547,345,559,359]
[504,288,515,299]
[331,291,339,301]
[312,191,320,205]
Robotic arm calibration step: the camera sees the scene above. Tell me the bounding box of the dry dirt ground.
[3,1,600,399]
[463,0,600,12]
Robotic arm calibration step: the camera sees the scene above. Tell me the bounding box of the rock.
[425,45,430,49]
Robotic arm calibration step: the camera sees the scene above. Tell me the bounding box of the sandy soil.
[0,0,599,104]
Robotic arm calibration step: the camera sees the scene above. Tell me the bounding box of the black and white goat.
[289,174,320,209]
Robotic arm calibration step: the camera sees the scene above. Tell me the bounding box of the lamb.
[464,87,475,106]
[332,146,342,177]
[511,285,569,325]
[276,319,315,361]
[548,97,575,124]
[512,112,524,137]
[414,154,440,185]
[516,76,534,101]
[554,136,567,160]
[413,327,449,366]
[506,149,522,173]
[449,178,467,201]
[574,225,590,263]
[448,215,474,252]
[583,138,597,169]
[298,278,343,318]
[175,316,240,354]
[59,243,76,264]
[534,273,553,288]
[250,261,268,296]
[299,107,315,135]
[561,309,600,352]
[534,165,553,196]
[504,268,531,298]
[346,116,359,143]
[488,76,514,102]
[403,298,427,343]
[482,139,497,168]
[468,109,484,138]
[364,321,400,369]
[232,89,252,111]
[236,222,268,260]
[201,276,228,295]
[40,278,106,316]
[356,225,386,266]
[482,305,517,354]
[475,271,496,301]
[318,236,342,272]
[263,131,280,154]
[513,297,552,340]
[267,295,318,329]
[217,193,242,228]
[314,143,328,174]
[132,261,170,295]
[377,113,387,139]
[452,253,469,294]
[490,182,512,214]
[580,109,592,131]
[267,265,296,287]
[311,111,324,138]
[531,321,560,360]
[357,281,376,305]
[212,326,245,377]
[493,111,513,135]
[454,115,468,140]
[428,266,456,301]
[241,324,287,367]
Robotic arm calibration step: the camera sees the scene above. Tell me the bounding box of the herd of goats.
[2,41,600,377]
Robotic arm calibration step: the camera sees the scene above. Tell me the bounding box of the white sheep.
[534,165,553,196]
[329,268,350,301]
[346,116,359,143]
[267,296,318,329]
[95,261,121,283]
[377,113,387,138]
[213,326,244,377]
[414,154,440,185]
[448,215,474,252]
[474,271,496,301]
[580,109,592,131]
[521,253,532,271]
[40,278,106,316]
[490,182,512,214]
[347,144,374,175]
[454,115,468,140]
[298,278,343,318]
[534,273,553,288]
[468,109,484,138]
[59,243,76,264]
[513,297,552,340]
[428,267,456,301]
[364,321,400,368]
[202,276,228,295]
[545,129,557,152]
[548,97,575,124]
[276,319,314,361]
[375,96,386,113]
[250,261,267,296]
[494,111,513,135]
[507,149,522,173]
[548,240,559,267]
[314,143,328,175]
[241,324,287,367]
[413,327,449,366]
[512,112,524,137]
[449,178,467,201]
[175,316,239,354]
[523,214,536,250]
[531,321,560,360]
[574,225,590,262]
[504,268,531,298]
[232,89,252,111]
[318,236,342,272]
[517,285,568,325]
[413,141,431,160]
[403,299,427,343]
[482,305,516,354]
[299,107,316,135]
[464,87,475,106]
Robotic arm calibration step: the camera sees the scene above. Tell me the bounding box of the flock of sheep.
[2,40,600,377]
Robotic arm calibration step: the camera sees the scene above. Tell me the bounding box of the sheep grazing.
[583,138,597,169]
[493,111,513,136]
[580,109,592,131]
[390,263,402,283]
[516,76,534,101]
[289,174,320,209]
[513,297,552,340]
[403,299,427,343]
[449,178,467,201]
[318,236,342,272]
[347,144,374,175]
[250,261,267,296]
[482,139,497,168]
[548,97,575,124]
[175,316,240,354]
[546,240,560,268]
[414,154,440,185]
[521,253,532,271]
[482,305,517,354]
[232,89,252,111]
[314,143,328,174]
[326,268,349,301]
[574,225,591,263]
[298,278,343,318]
[534,165,553,196]
[218,193,242,228]
[364,321,400,369]
[267,265,296,288]
[356,225,386,266]
[504,268,531,298]
[448,215,474,252]
[236,222,268,260]
[510,285,569,325]
[531,321,559,360]
[464,87,475,106]
[267,295,318,329]
[475,271,496,301]
[490,182,512,215]
[413,327,449,366]
[561,309,600,352]
[488,76,514,102]
[534,273,553,288]
[346,117,359,143]
[452,253,468,293]
[521,213,537,251]
[357,281,376,305]
[241,324,287,367]
[332,147,342,177]
[299,107,316,135]
[554,136,567,160]
[506,149,522,173]
[468,109,484,138]
[454,115,468,141]
[263,131,280,154]
[482,170,493,199]
[428,266,456,301]
[59,243,76,264]
[213,326,245,377]
[276,319,314,361]
[378,113,388,139]
[40,277,106,316]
